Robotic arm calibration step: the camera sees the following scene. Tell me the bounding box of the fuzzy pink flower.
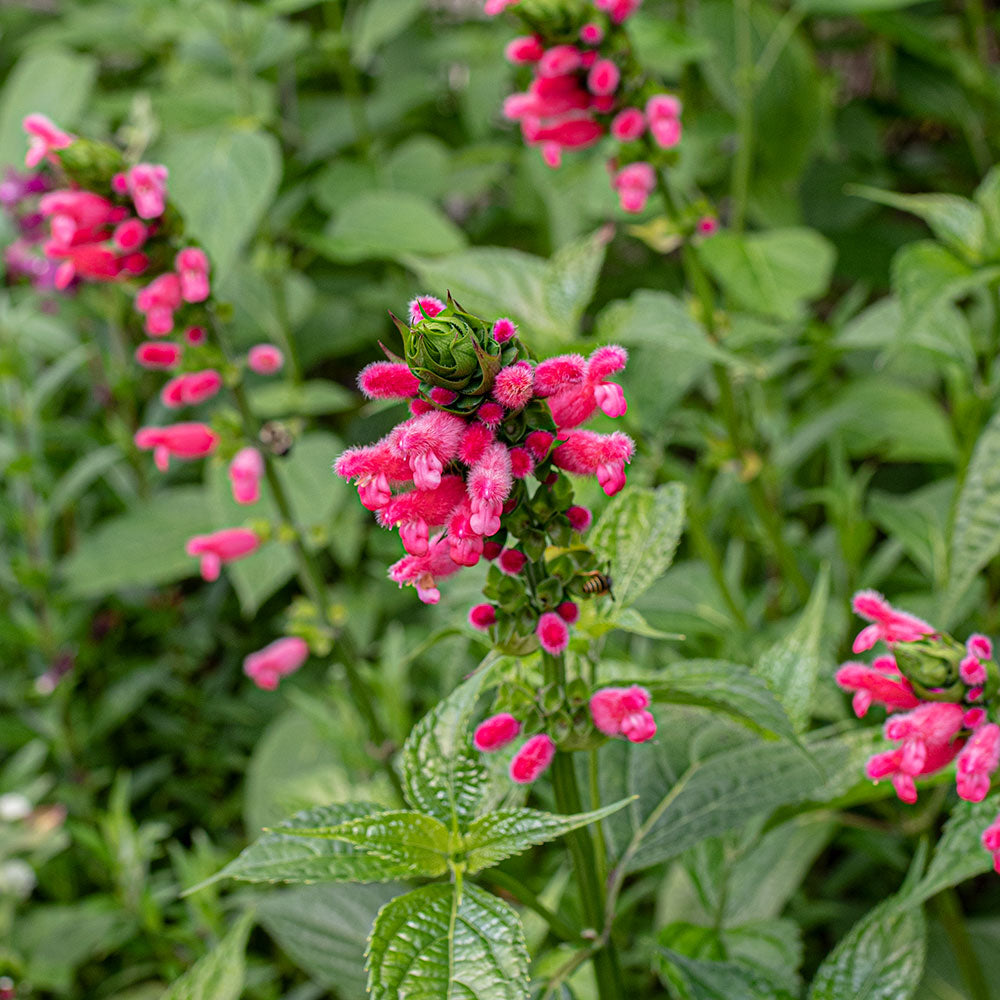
[595,0,642,22]
[982,813,1000,873]
[388,535,463,604]
[469,603,498,632]
[408,295,445,324]
[834,657,921,718]
[611,108,646,142]
[484,0,518,14]
[566,505,592,532]
[134,422,218,471]
[477,401,505,429]
[525,430,555,461]
[537,611,570,654]
[186,527,259,581]
[113,219,147,251]
[160,369,223,409]
[968,634,994,659]
[543,345,628,428]
[458,422,495,466]
[580,22,605,45]
[498,548,527,575]
[534,354,586,398]
[175,247,210,303]
[590,685,656,743]
[528,114,604,150]
[509,447,534,479]
[866,738,964,805]
[39,190,118,241]
[248,344,284,375]
[357,361,420,400]
[960,655,988,686]
[493,318,518,343]
[136,273,182,336]
[552,429,634,495]
[243,636,309,690]
[510,734,556,783]
[229,447,265,505]
[466,442,513,536]
[956,724,1000,802]
[492,361,535,411]
[475,713,521,751]
[390,410,466,490]
[446,501,485,567]
[335,439,413,510]
[851,590,935,653]
[613,162,656,214]
[378,476,467,555]
[506,35,544,63]
[23,114,73,168]
[588,59,620,96]
[135,341,182,370]
[120,163,168,219]
[556,601,579,624]
[428,387,456,406]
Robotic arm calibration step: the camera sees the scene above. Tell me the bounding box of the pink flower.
[566,505,592,532]
[956,724,1000,802]
[120,163,168,219]
[866,738,964,805]
[23,114,74,168]
[492,361,534,410]
[540,345,628,428]
[498,548,527,576]
[850,590,935,653]
[968,634,994,659]
[595,0,642,22]
[390,410,466,490]
[186,527,259,581]
[229,447,265,505]
[135,341,182,370]
[552,429,635,495]
[113,219,147,251]
[960,655,988,686]
[580,22,605,45]
[335,439,414,510]
[484,0,518,14]
[536,611,570,655]
[510,734,556,783]
[646,94,683,149]
[590,685,656,743]
[556,601,579,624]
[136,273,182,336]
[160,369,223,408]
[505,36,544,63]
[982,813,1000,874]
[48,243,122,288]
[243,636,309,690]
[248,344,284,375]
[474,713,521,751]
[447,501,485,566]
[469,603,498,632]
[357,361,420,400]
[588,60,620,96]
[429,387,458,406]
[388,535,463,604]
[525,430,555,461]
[467,442,513,536]
[134,422,218,471]
[378,476,467,555]
[509,447,534,478]
[408,295,445,324]
[613,162,656,214]
[611,108,646,142]
[175,247,210,303]
[697,216,719,237]
[477,401,505,429]
[185,326,206,345]
[483,541,503,560]
[528,114,604,150]
[459,422,495,466]
[834,657,920,718]
[538,46,582,78]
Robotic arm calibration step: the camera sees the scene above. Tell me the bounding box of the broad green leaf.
[868,480,953,586]
[367,884,529,1000]
[59,487,216,598]
[0,46,97,167]
[350,0,423,65]
[591,606,684,641]
[258,883,398,1000]
[589,483,686,608]
[248,380,355,418]
[658,946,797,1000]
[462,800,630,874]
[204,804,419,887]
[646,660,796,740]
[975,165,1000,254]
[318,191,466,262]
[399,661,498,829]
[697,228,835,321]
[159,911,254,1000]
[158,128,281,277]
[808,897,925,1000]
[540,228,608,343]
[943,411,1000,623]
[755,567,829,733]
[289,809,451,878]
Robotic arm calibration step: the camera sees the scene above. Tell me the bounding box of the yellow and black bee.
[259,420,294,457]
[581,571,614,600]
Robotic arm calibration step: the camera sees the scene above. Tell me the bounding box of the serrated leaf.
[462,800,630,874]
[206,804,417,886]
[755,567,829,733]
[808,897,925,1000]
[590,483,686,607]
[288,809,451,877]
[646,660,795,740]
[367,884,529,1000]
[158,911,254,1000]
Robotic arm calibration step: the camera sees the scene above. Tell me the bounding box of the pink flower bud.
[960,655,988,686]
[525,430,555,461]
[492,317,518,343]
[611,108,646,142]
[134,422,218,471]
[588,59,620,96]
[493,361,535,410]
[613,162,656,214]
[358,361,420,400]
[229,447,265,505]
[509,447,534,479]
[650,116,682,150]
[113,219,147,251]
[968,634,993,659]
[474,713,521,751]
[477,401,505,429]
[185,325,206,345]
[469,603,498,632]
[123,163,169,220]
[483,541,503,560]
[510,734,556,783]
[595,0,641,22]
[566,505,592,532]
[244,636,309,690]
[161,369,223,408]
[647,94,682,120]
[556,601,579,624]
[580,22,605,45]
[186,527,259,581]
[537,611,570,655]
[135,341,182,370]
[248,344,284,375]
[697,216,719,236]
[538,46,582,78]
[175,247,211,303]
[459,422,495,466]
[505,35,544,63]
[430,387,458,406]
[498,548,527,576]
[408,295,445,324]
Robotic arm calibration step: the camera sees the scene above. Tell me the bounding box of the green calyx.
[893,634,979,702]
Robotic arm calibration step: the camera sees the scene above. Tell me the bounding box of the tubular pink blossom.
[135,342,182,370]
[590,686,656,743]
[510,734,556,784]
[850,590,935,652]
[566,505,592,532]
[546,344,629,428]
[23,114,74,168]
[135,422,218,471]
[229,447,265,505]
[956,724,1000,802]
[866,739,964,804]
[530,115,604,150]
[244,636,309,690]
[248,344,284,375]
[357,361,420,400]
[614,162,656,214]
[552,429,634,496]
[536,611,570,654]
[186,527,259,581]
[467,442,513,536]
[378,476,467,555]
[390,410,466,490]
[534,355,586,397]
[493,360,535,410]
[538,46,582,78]
[175,247,210,303]
[492,318,518,343]
[388,535,463,604]
[408,295,445,324]
[834,660,920,718]
[475,713,521,750]
[136,273,182,336]
[447,501,485,566]
[334,439,413,510]
[611,108,646,141]
[122,163,169,219]
[160,369,223,408]
[469,604,498,632]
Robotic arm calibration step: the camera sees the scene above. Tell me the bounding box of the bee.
[259,420,294,457]
[581,571,614,600]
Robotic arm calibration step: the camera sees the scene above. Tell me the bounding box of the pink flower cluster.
[837,591,1000,872]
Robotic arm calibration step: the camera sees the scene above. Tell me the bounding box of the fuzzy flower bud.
[474,713,521,751]
[566,505,592,532]
[467,442,513,536]
[135,341,182,370]
[492,360,535,410]
[409,295,446,325]
[614,162,656,214]
[160,369,223,408]
[175,247,210,303]
[611,108,646,141]
[248,344,284,375]
[469,603,498,632]
[536,611,570,655]
[229,447,265,505]
[498,548,527,576]
[358,361,420,400]
[510,733,556,784]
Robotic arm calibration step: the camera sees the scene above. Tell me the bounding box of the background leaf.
[159,911,254,1000]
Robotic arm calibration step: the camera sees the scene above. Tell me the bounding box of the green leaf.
[318,190,466,262]
[248,380,355,418]
[399,661,499,829]
[350,0,424,65]
[288,809,451,878]
[868,480,953,586]
[367,884,529,1000]
[158,128,281,277]
[646,660,796,740]
[590,483,686,608]
[159,911,254,1000]
[658,946,798,1000]
[808,897,925,1000]
[59,486,216,598]
[540,228,609,343]
[697,228,835,321]
[755,567,829,733]
[204,804,421,887]
[794,0,928,11]
[974,165,1000,254]
[0,46,97,167]
[462,800,631,874]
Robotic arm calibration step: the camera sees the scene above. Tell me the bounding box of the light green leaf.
[462,800,631,874]
[248,380,355,418]
[974,165,1000,254]
[590,483,686,608]
[46,445,124,523]
[540,228,608,343]
[755,567,829,733]
[158,911,254,1000]
[0,46,97,167]
[697,228,835,321]
[158,128,281,277]
[367,884,529,1000]
[808,897,925,1000]
[350,0,424,65]
[868,480,953,586]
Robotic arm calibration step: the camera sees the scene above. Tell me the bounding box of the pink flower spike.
[588,60,620,97]
[467,443,513,535]
[498,548,527,576]
[186,527,259,581]
[510,734,556,784]
[493,361,535,411]
[175,247,211,303]
[505,35,544,63]
[580,22,605,45]
[23,113,73,168]
[229,447,265,505]
[611,108,646,142]
[408,295,445,325]
[474,713,521,751]
[534,355,587,397]
[123,163,169,219]
[968,634,994,660]
[552,429,634,495]
[469,603,498,632]
[135,342,182,370]
[957,724,1000,802]
[357,361,420,400]
[537,611,570,655]
[850,590,935,652]
[566,505,592,532]
[492,318,518,343]
[590,686,655,743]
[248,344,284,375]
[244,636,308,691]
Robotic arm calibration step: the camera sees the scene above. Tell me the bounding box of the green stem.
[487,870,579,943]
[933,888,990,1000]
[265,260,304,385]
[731,0,755,233]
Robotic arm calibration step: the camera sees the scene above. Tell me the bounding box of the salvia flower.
[229,447,265,505]
[244,636,309,691]
[510,734,556,784]
[134,422,218,471]
[474,713,522,751]
[23,114,73,168]
[536,611,570,655]
[116,163,168,220]
[851,590,935,653]
[248,343,284,375]
[160,369,223,408]
[186,528,260,582]
[590,685,656,743]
